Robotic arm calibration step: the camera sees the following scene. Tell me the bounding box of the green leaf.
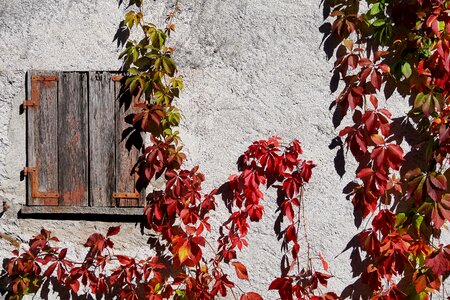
[135,57,151,71]
[171,77,184,90]
[414,93,426,108]
[413,214,423,231]
[401,62,412,79]
[163,128,173,135]
[167,108,181,126]
[129,78,139,93]
[154,58,161,71]
[394,212,407,227]
[155,91,164,105]
[162,56,176,76]
[369,3,381,16]
[132,48,139,62]
[372,19,385,27]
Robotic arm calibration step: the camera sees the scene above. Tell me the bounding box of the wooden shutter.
[25,72,59,205]
[26,72,90,206]
[88,72,116,206]
[26,71,143,209]
[113,75,145,207]
[89,72,144,207]
[58,72,89,206]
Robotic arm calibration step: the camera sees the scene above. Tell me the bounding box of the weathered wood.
[89,72,115,207]
[114,80,144,207]
[26,71,59,205]
[58,72,89,206]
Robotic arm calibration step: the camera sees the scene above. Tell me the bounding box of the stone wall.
[0,0,447,299]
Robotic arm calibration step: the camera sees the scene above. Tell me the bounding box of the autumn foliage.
[2,0,450,299]
[327,0,450,298]
[1,0,334,299]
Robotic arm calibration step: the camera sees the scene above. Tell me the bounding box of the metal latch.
[24,167,59,199]
[23,75,58,108]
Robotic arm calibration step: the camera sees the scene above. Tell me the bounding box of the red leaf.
[425,248,449,277]
[285,224,297,242]
[414,274,427,293]
[67,278,80,293]
[268,277,285,290]
[370,95,378,108]
[116,255,132,265]
[269,277,293,300]
[44,263,57,278]
[370,70,382,90]
[319,252,329,271]
[58,248,67,260]
[232,262,249,280]
[241,292,263,300]
[107,226,121,237]
[301,160,315,182]
[429,173,447,190]
[357,168,373,179]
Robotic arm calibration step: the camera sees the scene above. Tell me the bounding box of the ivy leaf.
[414,93,427,108]
[370,134,385,145]
[178,243,190,264]
[368,3,381,16]
[414,274,427,293]
[401,62,412,79]
[58,248,68,260]
[319,252,329,271]
[240,292,263,300]
[232,261,249,280]
[106,226,121,237]
[372,19,385,27]
[162,56,176,76]
[394,213,407,227]
[425,248,449,276]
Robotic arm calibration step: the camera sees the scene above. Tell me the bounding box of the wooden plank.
[114,79,144,207]
[58,72,89,206]
[26,71,59,206]
[88,72,115,207]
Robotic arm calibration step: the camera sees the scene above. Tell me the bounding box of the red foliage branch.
[2,137,336,300]
[327,0,450,298]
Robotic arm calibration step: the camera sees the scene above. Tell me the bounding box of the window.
[21,71,144,216]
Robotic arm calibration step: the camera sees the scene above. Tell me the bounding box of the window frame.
[21,71,145,217]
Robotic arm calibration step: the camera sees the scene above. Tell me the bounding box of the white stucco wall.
[0,0,448,299]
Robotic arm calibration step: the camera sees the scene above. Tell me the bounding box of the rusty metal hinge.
[111,75,124,82]
[112,192,140,199]
[23,75,58,108]
[23,167,59,199]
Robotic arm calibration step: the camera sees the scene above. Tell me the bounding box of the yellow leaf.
[178,243,190,263]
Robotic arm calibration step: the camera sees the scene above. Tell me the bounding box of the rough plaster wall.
[0,0,448,299]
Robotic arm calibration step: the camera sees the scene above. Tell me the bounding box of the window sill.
[19,206,144,222]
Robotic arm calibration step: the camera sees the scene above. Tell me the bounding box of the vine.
[326,0,450,298]
[2,1,335,299]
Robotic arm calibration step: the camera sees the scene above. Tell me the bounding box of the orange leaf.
[319,252,329,271]
[232,261,249,281]
[371,134,385,145]
[178,243,190,264]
